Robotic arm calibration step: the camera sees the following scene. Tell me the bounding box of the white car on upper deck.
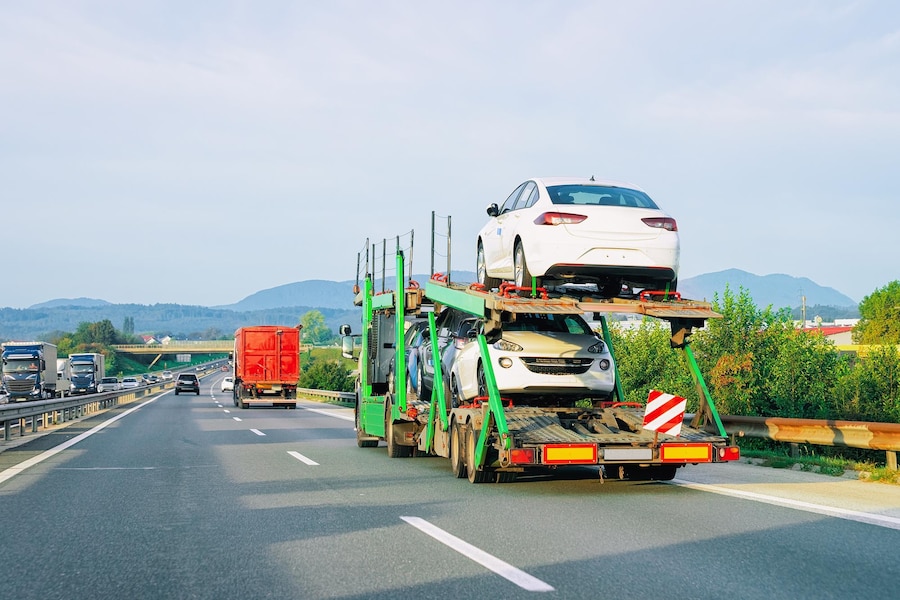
[476,176,679,296]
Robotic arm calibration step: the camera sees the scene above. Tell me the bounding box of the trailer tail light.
[660,443,712,463]
[542,444,597,464]
[718,446,740,461]
[641,217,678,231]
[509,448,535,464]
[534,212,588,226]
[406,407,418,419]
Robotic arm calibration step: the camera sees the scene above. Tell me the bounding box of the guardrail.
[0,383,173,442]
[0,368,221,443]
[719,414,900,470]
[296,388,355,402]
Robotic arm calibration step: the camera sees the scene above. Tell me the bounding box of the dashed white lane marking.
[299,406,354,422]
[0,394,165,485]
[287,451,319,466]
[401,516,554,592]
[670,479,900,531]
[250,429,266,436]
[232,417,242,422]
[223,409,231,413]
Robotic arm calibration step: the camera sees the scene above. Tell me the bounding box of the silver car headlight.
[588,340,605,353]
[493,339,523,352]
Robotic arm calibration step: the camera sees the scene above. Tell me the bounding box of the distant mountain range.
[677,269,857,308]
[2,269,857,341]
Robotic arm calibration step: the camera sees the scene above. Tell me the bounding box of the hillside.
[678,269,857,309]
[2,269,859,341]
[0,303,358,341]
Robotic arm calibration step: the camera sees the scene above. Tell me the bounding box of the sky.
[2,1,898,309]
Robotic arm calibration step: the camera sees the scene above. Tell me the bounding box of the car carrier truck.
[1,341,59,401]
[342,230,739,483]
[232,326,301,409]
[69,352,106,394]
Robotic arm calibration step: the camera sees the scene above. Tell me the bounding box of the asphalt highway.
[1,373,898,599]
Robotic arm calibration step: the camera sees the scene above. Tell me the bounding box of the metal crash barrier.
[0,382,176,442]
[719,414,900,470]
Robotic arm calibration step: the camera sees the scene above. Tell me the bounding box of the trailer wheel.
[465,426,491,484]
[449,421,467,478]
[385,402,412,458]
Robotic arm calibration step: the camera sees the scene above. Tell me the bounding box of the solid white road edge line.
[400,516,554,592]
[670,478,900,531]
[287,451,319,466]
[250,429,266,436]
[0,394,165,485]
[299,406,354,422]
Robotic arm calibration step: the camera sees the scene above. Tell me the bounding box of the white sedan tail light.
[534,212,588,226]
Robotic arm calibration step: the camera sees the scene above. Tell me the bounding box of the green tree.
[853,281,900,344]
[607,320,695,406]
[299,359,353,392]
[300,310,335,345]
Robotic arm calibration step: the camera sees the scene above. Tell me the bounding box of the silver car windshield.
[504,313,593,335]
[548,185,659,209]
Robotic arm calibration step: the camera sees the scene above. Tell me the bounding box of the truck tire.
[465,426,491,484]
[449,421,467,478]
[385,402,413,458]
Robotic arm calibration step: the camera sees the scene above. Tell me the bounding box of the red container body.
[233,326,301,387]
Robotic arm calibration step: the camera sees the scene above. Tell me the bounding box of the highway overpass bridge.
[111,341,233,355]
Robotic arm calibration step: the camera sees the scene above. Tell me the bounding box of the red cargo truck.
[232,326,301,409]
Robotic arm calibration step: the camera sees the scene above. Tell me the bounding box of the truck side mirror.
[339,324,352,336]
[341,335,355,360]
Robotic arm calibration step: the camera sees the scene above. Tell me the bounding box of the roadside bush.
[299,359,354,392]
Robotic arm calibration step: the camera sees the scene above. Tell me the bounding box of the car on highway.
[388,319,429,397]
[97,377,120,393]
[121,377,140,389]
[416,309,480,404]
[161,370,173,380]
[447,311,616,405]
[175,373,200,395]
[476,176,680,296]
[220,376,234,392]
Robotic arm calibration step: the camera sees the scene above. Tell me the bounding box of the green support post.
[598,315,625,402]
[683,342,727,437]
[394,251,407,415]
[472,334,510,468]
[423,312,450,453]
